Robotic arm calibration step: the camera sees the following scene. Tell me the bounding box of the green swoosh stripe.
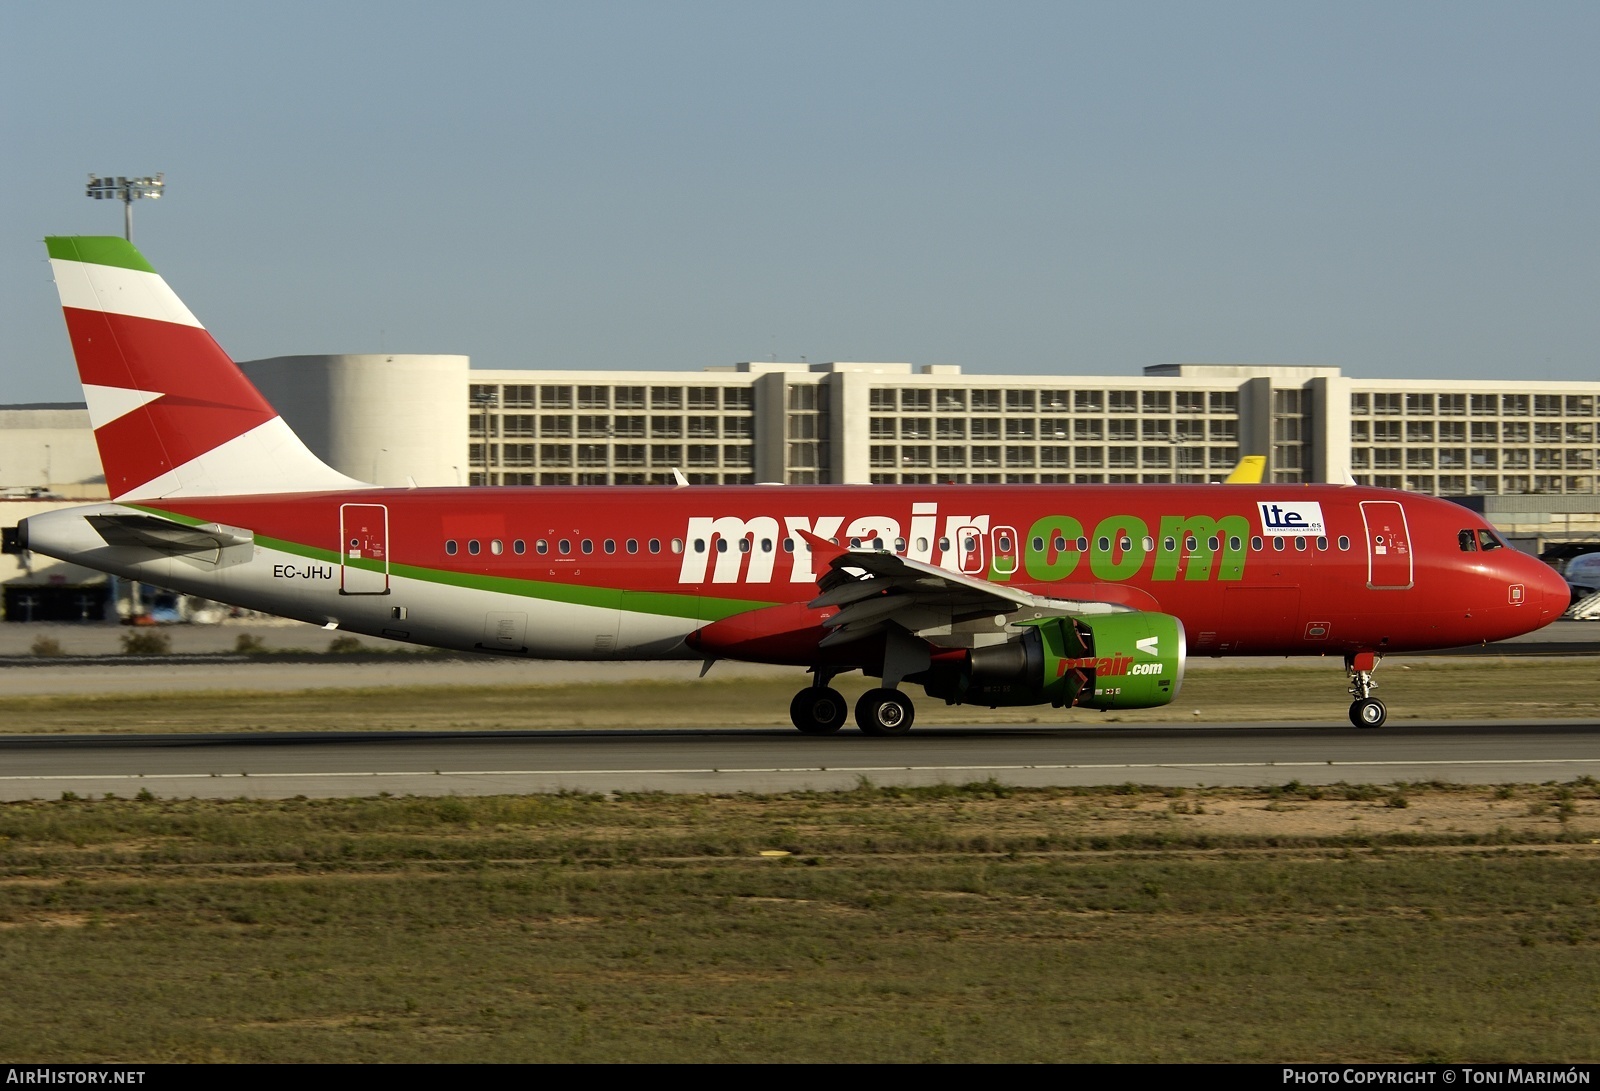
[126,504,769,621]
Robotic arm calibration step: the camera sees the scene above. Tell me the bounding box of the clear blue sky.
[2,1,1597,403]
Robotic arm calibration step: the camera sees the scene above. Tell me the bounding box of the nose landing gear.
[1346,651,1387,728]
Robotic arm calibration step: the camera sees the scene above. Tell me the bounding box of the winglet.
[796,529,848,568]
[671,468,689,488]
[1224,455,1267,484]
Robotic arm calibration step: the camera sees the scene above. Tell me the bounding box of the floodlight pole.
[85,174,165,241]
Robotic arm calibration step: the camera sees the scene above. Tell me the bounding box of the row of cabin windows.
[445,538,685,557]
[443,532,1359,560]
[688,533,1357,556]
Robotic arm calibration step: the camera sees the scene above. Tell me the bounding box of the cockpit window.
[1458,529,1478,552]
[1477,529,1504,552]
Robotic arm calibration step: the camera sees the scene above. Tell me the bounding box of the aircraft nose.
[1529,559,1570,620]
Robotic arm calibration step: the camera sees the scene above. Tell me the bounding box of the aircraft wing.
[86,513,254,556]
[799,531,1135,649]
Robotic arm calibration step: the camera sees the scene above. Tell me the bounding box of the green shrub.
[29,636,65,657]
[119,630,171,656]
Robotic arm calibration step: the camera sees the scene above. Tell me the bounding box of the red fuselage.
[148,482,1568,665]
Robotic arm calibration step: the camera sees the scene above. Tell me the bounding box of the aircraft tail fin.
[45,236,363,500]
[1224,455,1267,484]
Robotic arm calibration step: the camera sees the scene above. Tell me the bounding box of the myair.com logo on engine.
[1057,636,1163,677]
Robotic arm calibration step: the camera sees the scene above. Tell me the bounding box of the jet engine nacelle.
[919,613,1186,711]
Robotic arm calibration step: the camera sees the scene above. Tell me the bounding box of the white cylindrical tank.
[240,355,469,487]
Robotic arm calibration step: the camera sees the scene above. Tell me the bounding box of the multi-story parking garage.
[4,356,1599,564]
[6,356,1598,497]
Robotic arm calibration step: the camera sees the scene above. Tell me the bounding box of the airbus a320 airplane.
[16,238,1570,734]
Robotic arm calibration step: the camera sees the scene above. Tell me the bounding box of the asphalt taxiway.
[3,719,1598,800]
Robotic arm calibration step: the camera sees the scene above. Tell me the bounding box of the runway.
[3,719,1599,799]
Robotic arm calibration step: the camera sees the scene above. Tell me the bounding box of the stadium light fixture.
[86,173,165,241]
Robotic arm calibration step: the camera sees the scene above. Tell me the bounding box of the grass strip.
[1,659,1598,734]
[0,781,1597,1062]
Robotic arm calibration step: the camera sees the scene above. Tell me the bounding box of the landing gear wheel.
[1350,698,1387,729]
[855,689,915,737]
[790,687,847,735]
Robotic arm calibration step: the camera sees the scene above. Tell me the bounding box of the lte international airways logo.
[1257,501,1327,537]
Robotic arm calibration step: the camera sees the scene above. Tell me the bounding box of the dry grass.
[0,782,1598,1062]
[0,658,1596,735]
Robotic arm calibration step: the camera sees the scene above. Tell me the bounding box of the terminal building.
[4,356,1599,617]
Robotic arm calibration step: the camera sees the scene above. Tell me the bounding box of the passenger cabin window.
[1458,529,1478,552]
[581,539,594,554]
[513,540,526,554]
[1251,536,1263,551]
[650,539,662,553]
[468,540,481,555]
[536,540,548,554]
[445,540,457,555]
[603,539,616,553]
[490,539,503,555]
[1337,536,1350,551]
[559,539,571,554]
[626,539,638,553]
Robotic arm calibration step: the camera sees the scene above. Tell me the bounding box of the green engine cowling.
[919,612,1186,711]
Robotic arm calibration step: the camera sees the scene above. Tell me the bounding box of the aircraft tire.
[1350,698,1387,729]
[790,687,847,735]
[856,689,915,737]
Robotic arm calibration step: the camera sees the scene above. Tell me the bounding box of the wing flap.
[795,530,1140,647]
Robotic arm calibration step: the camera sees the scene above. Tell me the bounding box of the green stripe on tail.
[44,236,157,273]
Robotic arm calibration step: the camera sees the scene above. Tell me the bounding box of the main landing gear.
[1346,651,1387,729]
[855,689,915,737]
[788,675,917,737]
[789,683,847,735]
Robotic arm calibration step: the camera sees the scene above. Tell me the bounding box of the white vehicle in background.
[1563,552,1600,620]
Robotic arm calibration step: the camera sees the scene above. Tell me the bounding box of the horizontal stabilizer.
[86,513,253,555]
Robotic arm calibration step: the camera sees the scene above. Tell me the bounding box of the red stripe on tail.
[62,307,278,495]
